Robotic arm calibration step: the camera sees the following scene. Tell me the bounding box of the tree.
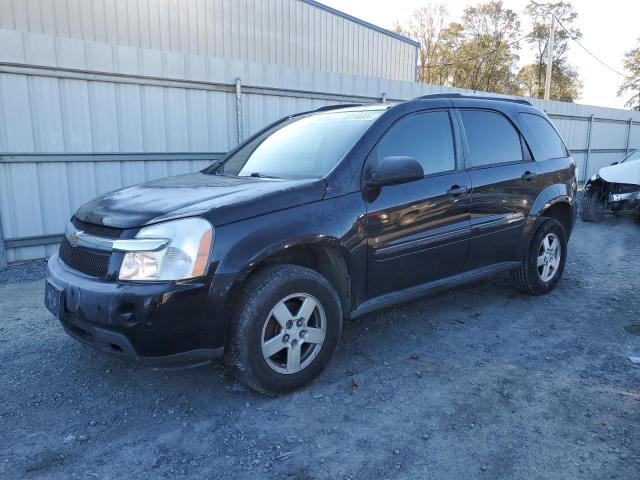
[454,1,521,93]
[519,1,582,101]
[393,4,450,85]
[618,40,640,110]
[395,1,522,94]
[516,63,581,102]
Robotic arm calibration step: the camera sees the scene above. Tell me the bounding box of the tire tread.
[226,264,341,394]
[510,218,567,295]
[581,189,601,222]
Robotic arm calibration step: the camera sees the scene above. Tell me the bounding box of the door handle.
[521,171,538,181]
[446,185,468,196]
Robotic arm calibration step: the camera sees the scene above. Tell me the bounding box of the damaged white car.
[582,149,640,222]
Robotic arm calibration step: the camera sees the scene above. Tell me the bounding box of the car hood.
[75,172,327,228]
[598,159,640,186]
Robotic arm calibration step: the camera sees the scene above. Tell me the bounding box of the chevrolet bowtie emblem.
[69,232,80,247]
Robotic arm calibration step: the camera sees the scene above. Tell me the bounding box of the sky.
[320,0,640,109]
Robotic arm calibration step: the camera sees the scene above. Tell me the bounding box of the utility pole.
[543,14,555,100]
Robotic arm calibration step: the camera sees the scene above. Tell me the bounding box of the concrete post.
[583,114,594,185]
[235,78,243,145]
[625,117,633,156]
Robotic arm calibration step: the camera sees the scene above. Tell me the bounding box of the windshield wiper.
[248,172,280,179]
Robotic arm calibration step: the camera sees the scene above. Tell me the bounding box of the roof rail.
[313,103,364,112]
[414,93,532,106]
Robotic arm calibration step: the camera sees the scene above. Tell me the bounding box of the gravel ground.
[1,218,639,480]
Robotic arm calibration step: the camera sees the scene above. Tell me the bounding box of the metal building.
[0,0,639,265]
[0,0,419,81]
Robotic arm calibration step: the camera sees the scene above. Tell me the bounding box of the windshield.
[621,149,640,163]
[214,109,383,179]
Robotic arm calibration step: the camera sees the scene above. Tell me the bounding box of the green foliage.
[618,40,640,110]
[516,62,582,102]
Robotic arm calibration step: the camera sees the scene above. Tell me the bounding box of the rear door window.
[460,110,523,167]
[519,113,568,160]
[377,111,455,176]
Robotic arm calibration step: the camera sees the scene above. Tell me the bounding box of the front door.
[364,110,472,298]
[457,109,542,268]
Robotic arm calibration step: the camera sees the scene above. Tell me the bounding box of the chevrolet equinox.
[45,93,577,394]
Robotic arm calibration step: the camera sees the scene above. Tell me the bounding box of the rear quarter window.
[459,110,524,167]
[519,113,568,160]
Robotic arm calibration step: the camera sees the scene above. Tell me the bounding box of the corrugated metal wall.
[1,24,639,263]
[0,0,418,81]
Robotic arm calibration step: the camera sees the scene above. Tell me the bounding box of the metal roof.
[301,0,421,48]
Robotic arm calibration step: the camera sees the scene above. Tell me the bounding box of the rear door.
[364,110,472,298]
[457,109,542,268]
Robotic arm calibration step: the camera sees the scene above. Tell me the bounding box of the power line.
[419,16,630,81]
[554,15,629,78]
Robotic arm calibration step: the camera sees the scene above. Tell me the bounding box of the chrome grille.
[58,237,111,278]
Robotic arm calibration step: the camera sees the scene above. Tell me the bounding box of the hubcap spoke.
[542,263,550,281]
[262,334,287,358]
[297,297,317,323]
[537,233,561,282]
[302,327,325,345]
[286,345,301,373]
[271,301,293,328]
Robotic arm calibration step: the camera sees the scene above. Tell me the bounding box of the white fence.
[1,28,640,264]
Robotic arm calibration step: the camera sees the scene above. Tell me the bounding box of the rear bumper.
[46,253,234,367]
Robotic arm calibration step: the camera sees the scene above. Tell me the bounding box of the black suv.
[45,94,577,393]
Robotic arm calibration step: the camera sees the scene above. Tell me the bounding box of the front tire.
[581,188,604,222]
[511,218,567,295]
[226,265,342,394]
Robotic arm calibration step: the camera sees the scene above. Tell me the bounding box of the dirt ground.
[1,218,639,480]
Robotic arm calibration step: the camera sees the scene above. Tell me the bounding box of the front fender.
[211,193,366,282]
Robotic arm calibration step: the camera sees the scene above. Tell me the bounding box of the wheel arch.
[539,201,574,236]
[584,176,605,193]
[221,236,354,328]
[529,184,576,234]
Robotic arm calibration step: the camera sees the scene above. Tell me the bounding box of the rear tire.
[511,218,567,295]
[581,188,604,222]
[226,265,342,395]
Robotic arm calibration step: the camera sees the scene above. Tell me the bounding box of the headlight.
[119,218,213,281]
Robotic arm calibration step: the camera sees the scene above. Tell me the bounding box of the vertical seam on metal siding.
[38,0,46,34]
[9,0,16,30]
[25,76,38,151]
[100,0,109,44]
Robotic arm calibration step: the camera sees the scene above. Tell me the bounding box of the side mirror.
[368,156,424,187]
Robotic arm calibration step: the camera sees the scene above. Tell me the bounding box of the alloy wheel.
[537,233,561,282]
[260,293,327,374]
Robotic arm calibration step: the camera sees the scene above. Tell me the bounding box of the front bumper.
[609,191,640,203]
[46,254,234,367]
[608,190,640,214]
